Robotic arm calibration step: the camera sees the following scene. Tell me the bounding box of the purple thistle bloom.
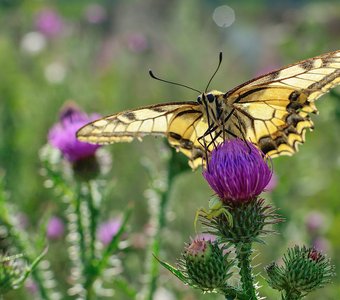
[127,33,148,53]
[48,103,101,162]
[35,8,63,37]
[203,139,272,203]
[97,218,121,246]
[46,216,65,240]
[85,4,107,24]
[305,211,325,234]
[25,279,38,294]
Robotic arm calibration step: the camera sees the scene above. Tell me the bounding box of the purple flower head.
[203,139,272,203]
[46,216,64,240]
[35,8,63,37]
[25,279,38,294]
[48,103,101,162]
[127,33,148,53]
[97,218,121,246]
[85,4,107,24]
[305,211,325,234]
[312,237,330,253]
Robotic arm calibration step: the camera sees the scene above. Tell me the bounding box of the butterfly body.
[77,50,340,169]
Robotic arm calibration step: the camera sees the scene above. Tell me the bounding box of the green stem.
[283,290,303,300]
[0,182,53,300]
[84,206,133,290]
[222,286,248,300]
[145,150,180,300]
[75,183,87,268]
[84,181,100,300]
[235,243,257,300]
[88,181,99,264]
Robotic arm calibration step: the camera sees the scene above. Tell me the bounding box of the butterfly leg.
[203,102,218,148]
[197,124,218,148]
[234,113,252,153]
[221,108,235,141]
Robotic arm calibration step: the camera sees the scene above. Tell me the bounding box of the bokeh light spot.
[212,5,235,28]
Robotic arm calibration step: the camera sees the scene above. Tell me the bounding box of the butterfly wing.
[76,102,212,168]
[226,50,340,157]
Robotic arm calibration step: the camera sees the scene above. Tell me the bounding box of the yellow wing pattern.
[77,102,215,168]
[77,50,340,168]
[227,50,340,157]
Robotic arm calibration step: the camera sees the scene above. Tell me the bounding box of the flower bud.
[203,198,280,244]
[265,246,335,298]
[179,238,233,291]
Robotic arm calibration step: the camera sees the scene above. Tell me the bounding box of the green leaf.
[12,247,48,288]
[84,205,133,288]
[113,277,137,299]
[153,255,188,284]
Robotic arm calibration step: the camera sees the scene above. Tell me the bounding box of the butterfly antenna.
[205,52,223,92]
[149,70,202,94]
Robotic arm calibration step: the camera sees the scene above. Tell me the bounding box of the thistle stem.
[235,243,257,300]
[0,180,54,300]
[84,180,100,300]
[87,181,99,265]
[145,150,179,300]
[74,183,88,270]
[283,290,302,300]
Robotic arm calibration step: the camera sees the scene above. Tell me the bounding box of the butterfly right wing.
[76,102,210,168]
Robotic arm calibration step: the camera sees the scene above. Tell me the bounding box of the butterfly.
[77,50,340,169]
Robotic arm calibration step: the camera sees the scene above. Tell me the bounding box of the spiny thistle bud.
[0,254,25,294]
[265,246,335,299]
[203,198,280,244]
[178,238,233,291]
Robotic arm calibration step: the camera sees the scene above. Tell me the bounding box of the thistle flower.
[46,216,65,240]
[178,238,233,292]
[305,211,325,234]
[201,139,279,244]
[35,8,63,37]
[203,139,272,204]
[48,102,101,162]
[85,4,107,24]
[127,33,148,53]
[97,218,122,246]
[265,246,335,299]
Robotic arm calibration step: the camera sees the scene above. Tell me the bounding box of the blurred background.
[0,0,339,299]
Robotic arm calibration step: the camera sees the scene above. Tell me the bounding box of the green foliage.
[0,1,339,299]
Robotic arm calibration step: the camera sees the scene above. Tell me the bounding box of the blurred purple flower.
[46,216,64,240]
[25,279,38,294]
[97,218,121,246]
[35,8,63,37]
[127,33,148,53]
[48,103,101,162]
[305,211,325,234]
[265,172,278,192]
[85,4,107,24]
[312,237,330,253]
[203,139,272,203]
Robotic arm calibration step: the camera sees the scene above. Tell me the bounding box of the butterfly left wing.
[77,102,212,168]
[226,50,340,157]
